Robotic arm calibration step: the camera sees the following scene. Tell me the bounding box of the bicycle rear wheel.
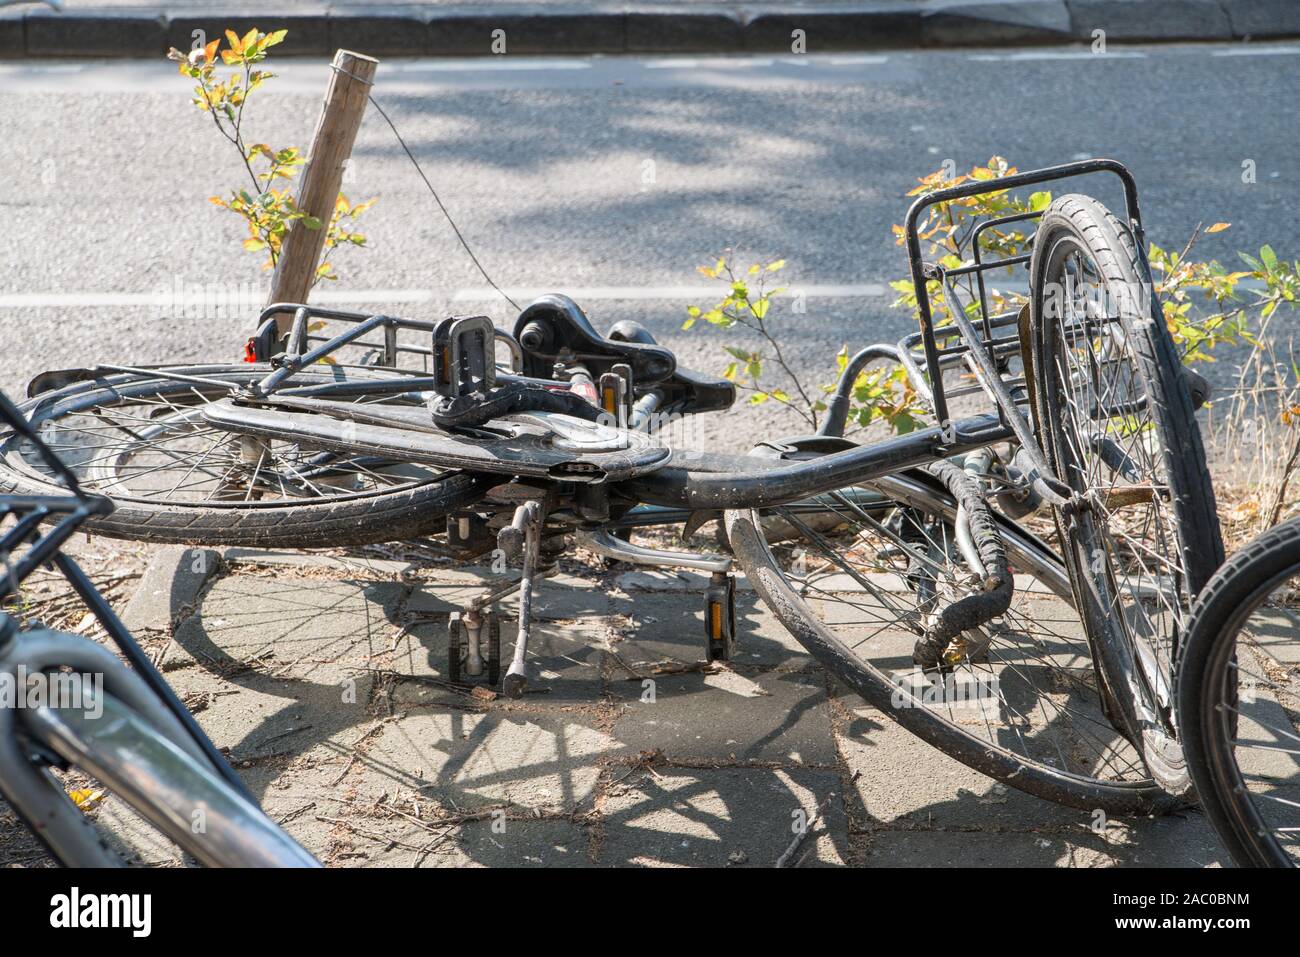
[1028,194,1224,793]
[0,365,488,547]
[1179,518,1300,867]
[726,469,1170,814]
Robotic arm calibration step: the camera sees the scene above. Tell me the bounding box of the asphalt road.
[1,41,1297,446]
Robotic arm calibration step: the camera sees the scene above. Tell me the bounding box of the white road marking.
[395,59,593,72]
[1211,46,1300,57]
[829,55,890,66]
[449,283,889,301]
[0,283,890,310]
[645,57,777,69]
[968,50,1146,61]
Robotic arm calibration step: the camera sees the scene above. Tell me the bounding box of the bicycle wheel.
[0,365,488,547]
[1179,518,1300,867]
[727,469,1170,814]
[1028,194,1223,793]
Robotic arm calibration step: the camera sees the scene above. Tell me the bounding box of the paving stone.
[610,590,811,672]
[923,0,1073,46]
[837,703,1103,830]
[394,568,611,703]
[862,807,1227,867]
[1065,0,1232,40]
[0,10,22,58]
[609,668,837,766]
[24,9,168,57]
[351,817,587,868]
[120,545,221,635]
[864,828,1121,867]
[165,11,332,58]
[389,616,606,705]
[598,766,849,867]
[614,568,751,593]
[355,709,629,813]
[1223,0,1300,37]
[162,574,406,682]
[222,547,415,579]
[91,795,187,867]
[1231,656,1300,800]
[1247,608,1300,665]
[404,566,611,618]
[172,667,377,765]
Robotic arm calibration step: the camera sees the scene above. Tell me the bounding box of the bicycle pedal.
[447,611,467,684]
[704,571,737,663]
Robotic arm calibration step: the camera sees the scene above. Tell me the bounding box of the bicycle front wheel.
[0,364,488,547]
[1179,518,1300,867]
[726,469,1170,815]
[1028,194,1223,793]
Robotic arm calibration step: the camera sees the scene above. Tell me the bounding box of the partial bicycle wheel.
[1028,194,1224,793]
[1179,517,1300,867]
[727,468,1171,814]
[0,364,488,547]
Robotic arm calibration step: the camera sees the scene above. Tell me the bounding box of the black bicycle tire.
[0,365,490,547]
[1178,517,1300,868]
[1029,194,1224,792]
[726,469,1175,815]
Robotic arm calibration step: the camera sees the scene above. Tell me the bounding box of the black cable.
[364,93,521,313]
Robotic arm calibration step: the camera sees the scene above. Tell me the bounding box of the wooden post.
[266,49,379,335]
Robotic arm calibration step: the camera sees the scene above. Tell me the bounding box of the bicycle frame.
[199,160,1146,518]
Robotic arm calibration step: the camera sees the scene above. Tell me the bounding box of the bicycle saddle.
[512,295,736,417]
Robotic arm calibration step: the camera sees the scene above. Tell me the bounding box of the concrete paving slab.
[389,616,606,705]
[614,568,752,593]
[171,667,378,766]
[598,766,850,866]
[120,545,221,635]
[609,668,837,766]
[837,703,1103,830]
[864,828,1124,866]
[163,574,406,682]
[610,590,812,672]
[222,547,418,579]
[1246,608,1300,665]
[356,708,629,813]
[862,806,1227,866]
[350,817,588,868]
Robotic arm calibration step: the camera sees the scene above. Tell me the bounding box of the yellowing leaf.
[69,788,105,811]
[1206,222,1231,233]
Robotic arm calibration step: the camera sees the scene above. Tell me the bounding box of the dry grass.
[1204,326,1300,551]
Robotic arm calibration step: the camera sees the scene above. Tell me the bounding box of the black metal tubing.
[0,389,254,801]
[626,413,1013,509]
[51,552,256,803]
[818,344,907,438]
[903,158,1143,425]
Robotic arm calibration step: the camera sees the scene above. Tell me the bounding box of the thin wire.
[329,64,520,313]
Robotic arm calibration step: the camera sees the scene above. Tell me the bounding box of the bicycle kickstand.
[497,500,544,699]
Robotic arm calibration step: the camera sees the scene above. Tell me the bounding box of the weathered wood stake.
[266,48,379,335]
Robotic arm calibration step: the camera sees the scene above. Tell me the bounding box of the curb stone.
[0,2,1294,59]
[921,0,1073,46]
[1064,0,1233,41]
[120,544,222,636]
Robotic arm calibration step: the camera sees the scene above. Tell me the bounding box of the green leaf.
[1028,191,1051,212]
